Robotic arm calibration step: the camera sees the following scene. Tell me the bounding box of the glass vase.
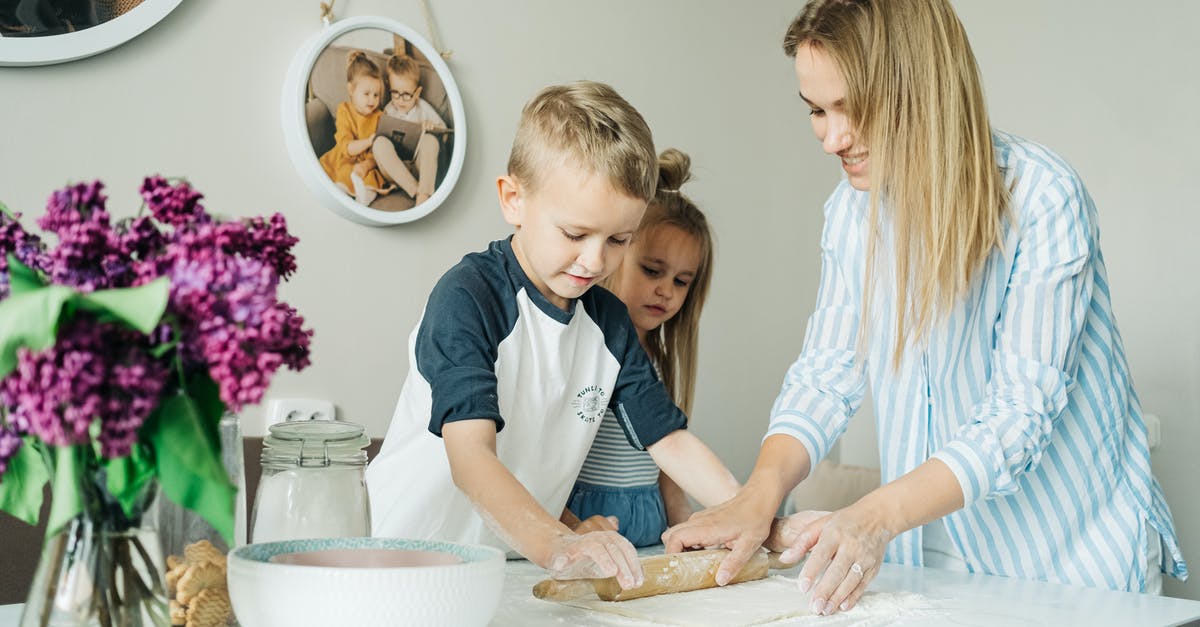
[20,471,168,627]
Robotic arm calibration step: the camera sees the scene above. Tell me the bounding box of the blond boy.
[367,81,739,588]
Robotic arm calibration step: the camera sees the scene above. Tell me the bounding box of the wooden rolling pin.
[533,549,790,602]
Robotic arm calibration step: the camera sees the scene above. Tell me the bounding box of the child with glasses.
[372,54,449,206]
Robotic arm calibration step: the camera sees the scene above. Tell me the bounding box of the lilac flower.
[139,176,208,228]
[0,210,47,299]
[38,181,107,236]
[0,319,169,458]
[0,425,21,477]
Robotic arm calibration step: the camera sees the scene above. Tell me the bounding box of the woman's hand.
[661,490,777,586]
[544,530,643,589]
[790,500,896,616]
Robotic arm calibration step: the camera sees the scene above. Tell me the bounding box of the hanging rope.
[319,0,336,26]
[417,0,453,60]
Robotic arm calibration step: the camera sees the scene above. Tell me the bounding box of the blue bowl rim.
[230,537,506,569]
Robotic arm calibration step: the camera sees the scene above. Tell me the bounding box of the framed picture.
[282,16,467,226]
[0,0,182,67]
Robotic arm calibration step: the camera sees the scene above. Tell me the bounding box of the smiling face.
[611,224,702,341]
[348,75,383,117]
[498,160,647,310]
[794,42,869,191]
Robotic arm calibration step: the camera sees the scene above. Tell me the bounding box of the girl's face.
[612,224,702,339]
[794,42,870,191]
[348,76,382,116]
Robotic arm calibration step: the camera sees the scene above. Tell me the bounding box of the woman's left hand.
[783,501,896,616]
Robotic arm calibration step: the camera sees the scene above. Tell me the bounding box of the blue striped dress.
[766,130,1187,592]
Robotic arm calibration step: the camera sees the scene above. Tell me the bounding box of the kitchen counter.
[5,557,1200,627]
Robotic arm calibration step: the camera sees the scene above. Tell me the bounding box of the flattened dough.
[562,575,940,626]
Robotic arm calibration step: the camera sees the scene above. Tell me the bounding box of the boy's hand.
[573,515,619,534]
[546,531,643,590]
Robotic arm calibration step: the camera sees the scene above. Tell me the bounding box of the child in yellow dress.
[318,50,391,206]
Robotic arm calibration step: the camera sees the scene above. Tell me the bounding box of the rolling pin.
[532,549,790,602]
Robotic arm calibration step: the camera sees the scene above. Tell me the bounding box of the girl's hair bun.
[657,148,692,194]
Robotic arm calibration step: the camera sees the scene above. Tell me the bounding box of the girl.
[563,148,717,547]
[664,0,1186,616]
[318,50,391,206]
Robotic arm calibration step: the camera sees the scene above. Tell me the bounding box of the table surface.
[5,556,1200,627]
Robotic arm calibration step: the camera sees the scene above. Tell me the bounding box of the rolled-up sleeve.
[933,176,1094,505]
[767,187,868,469]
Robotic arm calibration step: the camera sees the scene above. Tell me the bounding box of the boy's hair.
[507,81,657,201]
[783,0,1006,368]
[385,54,421,85]
[602,148,713,416]
[345,50,382,83]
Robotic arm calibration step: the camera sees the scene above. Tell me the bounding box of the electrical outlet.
[265,398,336,426]
[1144,413,1161,451]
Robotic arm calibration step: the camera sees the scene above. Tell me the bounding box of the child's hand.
[764,510,830,564]
[352,162,369,178]
[573,515,619,534]
[546,531,643,590]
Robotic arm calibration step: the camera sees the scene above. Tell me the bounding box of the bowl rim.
[229,537,506,574]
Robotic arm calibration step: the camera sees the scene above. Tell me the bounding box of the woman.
[663,0,1187,616]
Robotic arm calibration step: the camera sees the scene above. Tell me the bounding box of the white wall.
[1,0,1196,600]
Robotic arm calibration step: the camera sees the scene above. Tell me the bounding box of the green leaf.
[0,284,78,378]
[0,437,50,525]
[5,256,45,296]
[104,445,155,520]
[0,278,170,378]
[77,278,169,335]
[46,445,86,537]
[145,390,234,544]
[0,200,12,218]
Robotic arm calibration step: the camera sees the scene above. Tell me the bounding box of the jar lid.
[262,419,370,468]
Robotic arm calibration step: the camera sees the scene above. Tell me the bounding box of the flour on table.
[561,575,942,627]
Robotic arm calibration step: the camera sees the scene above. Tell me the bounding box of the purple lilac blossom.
[0,425,21,476]
[139,176,209,228]
[0,319,169,458]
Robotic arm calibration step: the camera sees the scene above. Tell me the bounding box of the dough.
[562,575,940,626]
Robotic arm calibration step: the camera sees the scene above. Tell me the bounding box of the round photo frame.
[0,0,182,67]
[282,16,467,226]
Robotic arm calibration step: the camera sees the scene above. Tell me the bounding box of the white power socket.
[1144,413,1161,451]
[265,398,336,426]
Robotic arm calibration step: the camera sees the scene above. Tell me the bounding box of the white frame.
[281,16,467,226]
[0,0,182,67]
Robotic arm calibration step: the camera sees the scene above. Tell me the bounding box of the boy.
[372,54,448,206]
[367,81,740,589]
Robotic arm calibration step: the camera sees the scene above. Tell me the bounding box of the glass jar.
[249,419,371,543]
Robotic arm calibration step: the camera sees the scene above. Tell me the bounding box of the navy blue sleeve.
[414,261,513,436]
[582,288,688,450]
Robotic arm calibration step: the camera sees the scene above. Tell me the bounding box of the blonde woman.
[664,0,1187,616]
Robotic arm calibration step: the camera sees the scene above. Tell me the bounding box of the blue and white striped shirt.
[767,131,1186,592]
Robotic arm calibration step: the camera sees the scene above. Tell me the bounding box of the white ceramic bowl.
[228,537,506,627]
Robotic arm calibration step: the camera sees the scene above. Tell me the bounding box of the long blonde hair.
[784,0,1007,367]
[603,149,714,415]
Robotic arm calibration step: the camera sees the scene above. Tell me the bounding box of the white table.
[491,558,1200,627]
[6,560,1200,627]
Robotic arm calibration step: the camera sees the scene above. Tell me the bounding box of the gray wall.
[1,0,1196,600]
